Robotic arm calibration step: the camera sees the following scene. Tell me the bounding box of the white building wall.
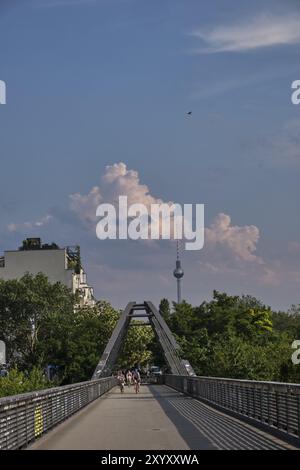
[0,249,73,288]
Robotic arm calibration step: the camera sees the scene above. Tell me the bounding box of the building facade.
[0,238,95,308]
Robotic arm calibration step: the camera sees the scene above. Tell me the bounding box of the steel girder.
[92,301,189,379]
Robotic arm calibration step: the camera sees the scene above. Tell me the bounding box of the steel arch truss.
[92,301,191,379]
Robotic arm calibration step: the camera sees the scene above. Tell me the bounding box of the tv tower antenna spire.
[173,240,184,303]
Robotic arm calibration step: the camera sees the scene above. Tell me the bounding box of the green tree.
[159,298,171,322]
[0,273,74,369]
[37,300,120,383]
[0,275,121,384]
[162,291,300,383]
[0,367,53,398]
[118,323,155,370]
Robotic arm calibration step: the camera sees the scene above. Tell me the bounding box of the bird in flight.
[186,111,192,116]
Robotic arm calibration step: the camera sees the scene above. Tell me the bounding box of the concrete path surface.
[28,385,297,450]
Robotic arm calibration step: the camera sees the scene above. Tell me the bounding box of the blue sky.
[1,0,300,310]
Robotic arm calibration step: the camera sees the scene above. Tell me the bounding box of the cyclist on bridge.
[117,371,126,393]
[132,369,141,394]
[126,370,133,387]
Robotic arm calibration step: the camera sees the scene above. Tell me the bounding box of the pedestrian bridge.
[27,384,296,451]
[1,301,300,450]
[1,375,300,450]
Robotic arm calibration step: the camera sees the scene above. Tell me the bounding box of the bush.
[0,368,53,398]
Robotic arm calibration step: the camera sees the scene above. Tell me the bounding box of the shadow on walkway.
[148,385,294,450]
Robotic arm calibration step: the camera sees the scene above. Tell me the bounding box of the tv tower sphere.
[173,260,184,279]
[173,241,184,303]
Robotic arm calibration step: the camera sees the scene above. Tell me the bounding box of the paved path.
[29,385,297,450]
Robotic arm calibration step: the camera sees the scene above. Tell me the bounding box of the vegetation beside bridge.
[0,274,300,397]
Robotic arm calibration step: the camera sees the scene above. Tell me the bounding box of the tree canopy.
[166,291,300,382]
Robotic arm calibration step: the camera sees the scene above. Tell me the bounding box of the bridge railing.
[0,376,116,450]
[164,375,300,441]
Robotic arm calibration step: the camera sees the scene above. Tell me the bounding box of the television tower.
[173,240,184,303]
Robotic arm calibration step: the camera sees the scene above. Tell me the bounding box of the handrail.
[0,376,117,450]
[164,375,300,442]
[182,375,300,388]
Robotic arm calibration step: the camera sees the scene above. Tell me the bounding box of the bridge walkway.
[28,385,297,450]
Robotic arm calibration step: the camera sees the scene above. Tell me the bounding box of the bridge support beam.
[92,301,191,379]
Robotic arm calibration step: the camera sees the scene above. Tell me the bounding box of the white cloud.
[7,215,52,233]
[69,186,102,226]
[5,161,300,303]
[205,213,262,263]
[101,162,164,208]
[3,164,279,274]
[70,164,266,265]
[190,14,300,53]
[199,214,300,288]
[69,162,166,230]
[198,213,283,287]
